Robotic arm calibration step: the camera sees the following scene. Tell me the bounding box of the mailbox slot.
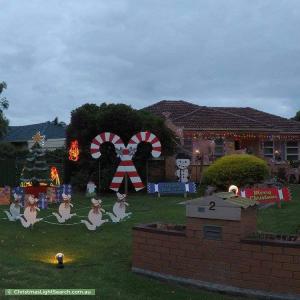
[203,225,222,240]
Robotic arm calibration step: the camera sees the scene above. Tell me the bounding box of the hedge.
[202,154,269,189]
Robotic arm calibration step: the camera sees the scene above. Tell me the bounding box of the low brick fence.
[132,211,300,299]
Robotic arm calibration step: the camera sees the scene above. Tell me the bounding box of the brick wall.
[132,210,300,296]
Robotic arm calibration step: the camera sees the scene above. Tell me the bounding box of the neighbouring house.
[144,100,300,182]
[2,121,66,151]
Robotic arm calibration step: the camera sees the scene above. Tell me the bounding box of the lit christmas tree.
[20,131,51,186]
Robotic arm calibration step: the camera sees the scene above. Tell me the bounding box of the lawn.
[0,185,299,300]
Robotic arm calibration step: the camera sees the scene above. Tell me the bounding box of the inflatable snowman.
[53,193,76,223]
[81,198,108,230]
[175,153,191,183]
[4,193,22,221]
[107,193,131,223]
[19,195,43,228]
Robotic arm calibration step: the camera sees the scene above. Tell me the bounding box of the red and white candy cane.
[90,131,161,192]
[127,131,162,158]
[90,132,125,159]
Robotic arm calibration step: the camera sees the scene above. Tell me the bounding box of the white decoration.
[4,193,22,221]
[81,198,108,230]
[52,193,76,223]
[175,157,191,183]
[86,181,96,195]
[228,185,239,195]
[19,195,43,228]
[107,193,132,223]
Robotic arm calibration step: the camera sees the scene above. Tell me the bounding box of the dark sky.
[1,0,300,125]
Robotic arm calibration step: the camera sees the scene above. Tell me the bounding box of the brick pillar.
[186,206,257,242]
[240,207,257,238]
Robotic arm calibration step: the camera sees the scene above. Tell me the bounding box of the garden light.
[55,253,64,268]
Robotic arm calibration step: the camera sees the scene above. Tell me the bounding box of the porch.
[182,131,300,184]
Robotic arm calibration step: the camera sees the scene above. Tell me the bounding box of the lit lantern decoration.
[69,140,80,161]
[51,166,60,186]
[228,185,239,195]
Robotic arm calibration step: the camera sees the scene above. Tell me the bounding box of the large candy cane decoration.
[127,131,162,158]
[90,132,125,159]
[90,131,161,192]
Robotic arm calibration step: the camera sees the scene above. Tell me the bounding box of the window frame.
[214,138,224,158]
[263,140,274,158]
[285,141,299,161]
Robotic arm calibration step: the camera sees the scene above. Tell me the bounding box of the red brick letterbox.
[132,192,300,298]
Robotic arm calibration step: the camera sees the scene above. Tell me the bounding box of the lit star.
[32,131,45,144]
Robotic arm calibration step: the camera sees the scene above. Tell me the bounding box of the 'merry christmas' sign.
[239,187,291,204]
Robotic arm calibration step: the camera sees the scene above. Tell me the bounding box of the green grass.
[258,184,300,234]
[0,186,299,300]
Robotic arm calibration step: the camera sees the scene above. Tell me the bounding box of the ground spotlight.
[55,253,64,269]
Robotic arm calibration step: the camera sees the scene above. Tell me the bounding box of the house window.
[286,141,299,161]
[214,138,224,158]
[263,141,274,158]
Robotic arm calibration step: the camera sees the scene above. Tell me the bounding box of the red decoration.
[24,186,48,198]
[239,187,291,204]
[69,140,80,161]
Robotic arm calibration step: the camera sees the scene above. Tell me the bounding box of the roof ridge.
[210,107,275,129]
[245,107,300,124]
[143,99,201,110]
[171,105,205,121]
[9,121,51,128]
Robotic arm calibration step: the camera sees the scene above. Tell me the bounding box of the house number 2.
[209,201,216,211]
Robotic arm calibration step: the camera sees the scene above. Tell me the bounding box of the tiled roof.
[143,100,300,133]
[2,121,66,142]
[143,100,200,120]
[215,192,258,208]
[215,107,300,133]
[187,193,258,209]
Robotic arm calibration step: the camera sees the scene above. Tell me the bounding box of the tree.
[0,81,9,138]
[52,116,66,127]
[20,140,51,186]
[292,111,300,122]
[66,103,176,191]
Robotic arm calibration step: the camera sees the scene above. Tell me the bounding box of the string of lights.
[184,131,300,141]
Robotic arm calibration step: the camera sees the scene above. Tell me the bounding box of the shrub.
[202,154,269,189]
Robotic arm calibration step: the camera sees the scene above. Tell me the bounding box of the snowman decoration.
[4,193,22,221]
[19,195,43,228]
[53,193,76,223]
[81,198,108,230]
[107,193,132,223]
[175,153,191,183]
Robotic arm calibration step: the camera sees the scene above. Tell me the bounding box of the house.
[144,100,300,181]
[2,121,66,151]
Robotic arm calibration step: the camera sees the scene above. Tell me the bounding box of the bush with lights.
[202,154,269,189]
